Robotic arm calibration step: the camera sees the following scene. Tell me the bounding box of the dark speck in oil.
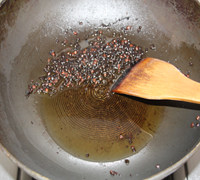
[125,159,130,165]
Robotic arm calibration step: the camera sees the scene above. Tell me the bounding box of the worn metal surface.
[0,0,200,180]
[0,0,5,7]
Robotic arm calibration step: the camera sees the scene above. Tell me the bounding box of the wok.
[0,0,200,179]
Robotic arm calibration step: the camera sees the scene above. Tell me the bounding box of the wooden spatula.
[112,58,200,104]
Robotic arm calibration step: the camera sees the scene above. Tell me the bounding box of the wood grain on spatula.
[112,58,200,104]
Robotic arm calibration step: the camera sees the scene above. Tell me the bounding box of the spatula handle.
[113,58,200,104]
[168,76,200,104]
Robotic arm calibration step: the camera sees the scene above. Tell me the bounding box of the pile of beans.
[26,30,145,97]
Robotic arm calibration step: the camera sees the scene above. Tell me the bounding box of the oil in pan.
[29,29,164,162]
[37,86,163,162]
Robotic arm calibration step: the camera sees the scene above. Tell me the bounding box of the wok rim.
[0,143,49,180]
[0,140,200,180]
[0,0,200,179]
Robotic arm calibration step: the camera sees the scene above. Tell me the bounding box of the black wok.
[0,0,200,179]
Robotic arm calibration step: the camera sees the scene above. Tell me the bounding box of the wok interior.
[0,0,200,179]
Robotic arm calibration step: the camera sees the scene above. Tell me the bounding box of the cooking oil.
[36,85,164,162]
[31,29,164,162]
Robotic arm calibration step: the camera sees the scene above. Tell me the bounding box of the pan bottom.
[36,85,164,162]
[26,28,166,162]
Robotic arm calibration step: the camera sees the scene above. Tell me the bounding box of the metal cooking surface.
[0,0,200,180]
